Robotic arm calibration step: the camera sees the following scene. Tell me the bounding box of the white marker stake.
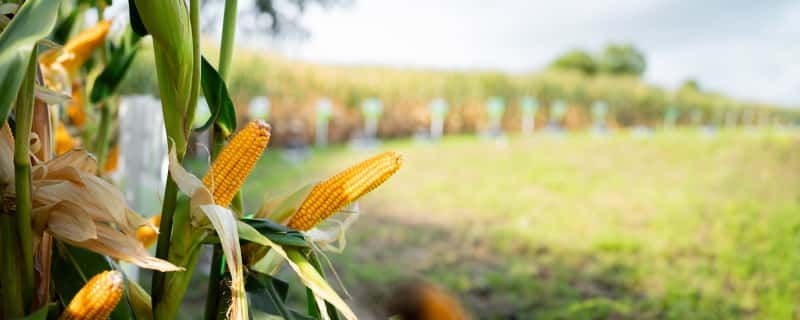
[361,98,383,140]
[249,96,271,121]
[315,98,333,146]
[591,101,608,130]
[429,98,449,140]
[520,96,538,135]
[549,100,567,130]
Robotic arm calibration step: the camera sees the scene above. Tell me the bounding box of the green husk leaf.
[236,223,357,320]
[198,56,237,135]
[260,184,315,224]
[0,0,61,124]
[199,205,248,320]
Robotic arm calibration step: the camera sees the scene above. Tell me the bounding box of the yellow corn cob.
[55,121,76,155]
[104,145,119,173]
[41,21,112,76]
[288,151,402,231]
[203,120,271,207]
[59,270,124,320]
[136,215,161,248]
[67,82,86,128]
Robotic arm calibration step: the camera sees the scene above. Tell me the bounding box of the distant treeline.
[120,43,798,144]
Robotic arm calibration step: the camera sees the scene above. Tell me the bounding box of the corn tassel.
[203,120,271,207]
[288,151,402,231]
[59,270,124,320]
[136,215,161,248]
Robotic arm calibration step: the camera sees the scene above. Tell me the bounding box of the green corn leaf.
[241,219,310,248]
[50,7,79,44]
[90,40,139,103]
[52,242,134,320]
[246,272,294,319]
[127,0,148,36]
[12,303,51,320]
[0,0,61,124]
[198,56,237,135]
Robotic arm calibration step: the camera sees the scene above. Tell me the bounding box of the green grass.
[239,129,800,319]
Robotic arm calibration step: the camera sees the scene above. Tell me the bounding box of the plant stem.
[217,0,238,81]
[13,47,38,312]
[150,176,178,305]
[203,246,224,320]
[94,101,113,173]
[152,0,202,312]
[0,215,24,318]
[205,1,239,318]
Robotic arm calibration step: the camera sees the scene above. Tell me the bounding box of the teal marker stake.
[429,98,448,140]
[549,99,567,130]
[315,98,333,146]
[664,107,679,129]
[249,96,271,121]
[690,109,703,127]
[520,96,538,134]
[361,98,383,140]
[486,96,506,136]
[591,101,609,130]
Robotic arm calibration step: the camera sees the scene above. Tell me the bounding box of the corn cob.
[59,270,124,320]
[67,82,86,128]
[55,121,76,155]
[203,120,271,207]
[288,151,402,231]
[136,215,161,248]
[104,145,119,173]
[41,21,112,76]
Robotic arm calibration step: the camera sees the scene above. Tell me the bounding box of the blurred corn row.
[122,46,797,145]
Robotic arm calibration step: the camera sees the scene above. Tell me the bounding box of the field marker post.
[520,96,538,135]
[429,98,448,140]
[315,98,333,147]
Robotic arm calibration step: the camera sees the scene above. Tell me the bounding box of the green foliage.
[198,57,237,135]
[550,49,597,75]
[0,0,61,124]
[597,43,646,76]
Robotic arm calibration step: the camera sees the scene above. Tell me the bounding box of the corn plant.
[0,1,401,319]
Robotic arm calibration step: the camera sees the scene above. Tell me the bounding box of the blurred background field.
[119,45,798,146]
[220,130,800,319]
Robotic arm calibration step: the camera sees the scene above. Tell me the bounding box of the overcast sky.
[268,0,800,107]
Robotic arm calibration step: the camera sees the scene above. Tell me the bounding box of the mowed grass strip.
[240,130,800,319]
